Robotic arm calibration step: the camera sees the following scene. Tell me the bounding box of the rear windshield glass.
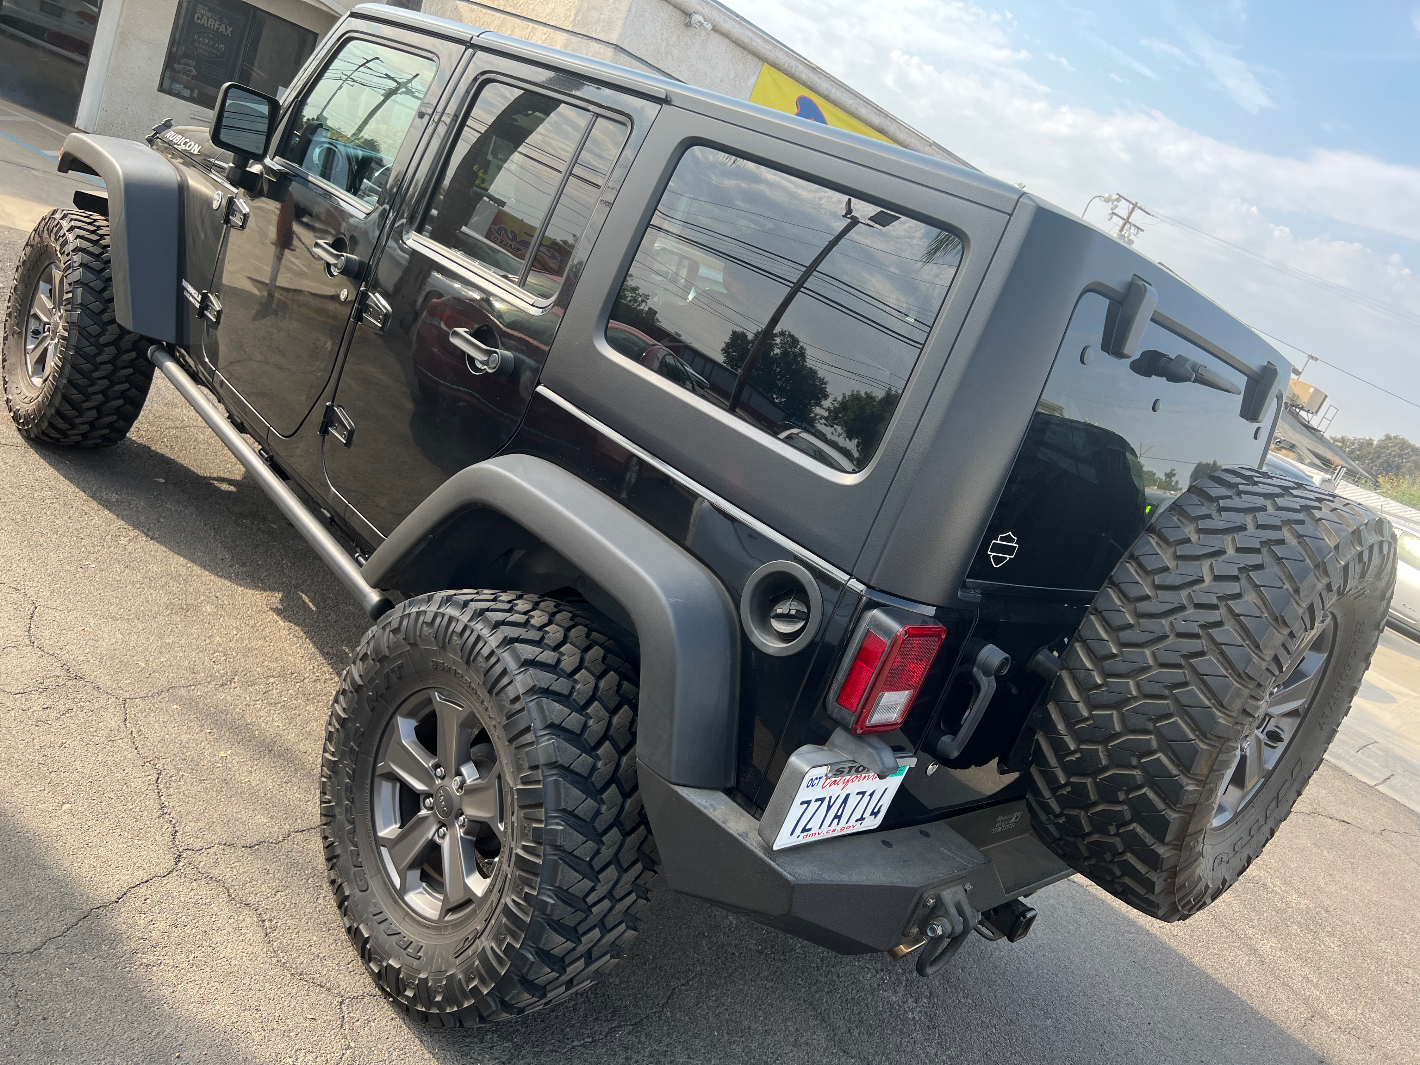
[605,147,963,472]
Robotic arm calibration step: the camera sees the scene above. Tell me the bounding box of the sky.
[721,0,1420,442]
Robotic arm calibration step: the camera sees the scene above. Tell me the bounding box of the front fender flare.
[362,454,741,790]
[57,133,180,343]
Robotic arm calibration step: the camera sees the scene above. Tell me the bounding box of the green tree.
[822,388,901,462]
[611,284,660,336]
[1332,434,1420,479]
[721,328,827,426]
[1141,467,1180,492]
[1190,459,1223,485]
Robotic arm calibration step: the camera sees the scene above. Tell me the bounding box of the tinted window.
[606,147,962,472]
[421,82,608,291]
[278,38,435,206]
[967,292,1260,592]
[525,117,628,298]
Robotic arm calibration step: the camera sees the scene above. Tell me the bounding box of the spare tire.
[1028,468,1395,921]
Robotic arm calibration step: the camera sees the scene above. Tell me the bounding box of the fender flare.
[362,453,741,789]
[57,133,180,343]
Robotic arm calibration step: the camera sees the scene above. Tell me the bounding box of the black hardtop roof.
[346,4,1022,213]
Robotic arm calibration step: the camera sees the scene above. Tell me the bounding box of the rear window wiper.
[1129,348,1241,395]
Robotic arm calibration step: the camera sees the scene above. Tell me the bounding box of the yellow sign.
[748,65,895,146]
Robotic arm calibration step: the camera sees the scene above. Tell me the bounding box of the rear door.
[205,26,460,437]
[323,53,655,537]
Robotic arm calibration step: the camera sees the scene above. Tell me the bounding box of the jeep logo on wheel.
[988,531,1018,568]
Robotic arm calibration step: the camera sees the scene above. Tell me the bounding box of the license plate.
[771,759,912,850]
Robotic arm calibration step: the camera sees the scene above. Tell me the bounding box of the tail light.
[832,610,946,734]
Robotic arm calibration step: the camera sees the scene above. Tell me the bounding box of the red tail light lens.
[835,623,946,734]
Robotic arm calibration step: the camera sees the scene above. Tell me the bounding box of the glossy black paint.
[152,129,228,352]
[324,54,656,534]
[205,25,461,439]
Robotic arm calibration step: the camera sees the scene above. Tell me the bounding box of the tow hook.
[913,886,979,978]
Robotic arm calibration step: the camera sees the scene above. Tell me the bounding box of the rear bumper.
[639,765,1070,955]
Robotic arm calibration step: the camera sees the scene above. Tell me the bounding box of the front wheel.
[2,209,153,446]
[320,591,654,1025]
[1029,469,1396,921]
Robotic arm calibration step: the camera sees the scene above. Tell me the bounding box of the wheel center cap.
[433,785,457,820]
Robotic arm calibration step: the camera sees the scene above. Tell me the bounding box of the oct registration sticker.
[771,759,913,851]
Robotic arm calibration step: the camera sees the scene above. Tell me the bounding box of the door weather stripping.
[148,346,392,619]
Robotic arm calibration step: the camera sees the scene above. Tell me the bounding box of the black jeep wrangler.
[1,3,1396,1026]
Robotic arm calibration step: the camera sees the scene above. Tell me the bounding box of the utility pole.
[1083,192,1153,245]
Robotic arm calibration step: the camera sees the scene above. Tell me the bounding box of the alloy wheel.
[22,263,62,394]
[371,687,506,923]
[1212,615,1335,828]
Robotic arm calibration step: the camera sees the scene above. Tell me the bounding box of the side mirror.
[210,82,278,161]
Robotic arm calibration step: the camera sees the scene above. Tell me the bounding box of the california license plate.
[771,759,912,850]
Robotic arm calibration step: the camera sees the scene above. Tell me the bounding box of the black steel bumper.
[639,765,1071,955]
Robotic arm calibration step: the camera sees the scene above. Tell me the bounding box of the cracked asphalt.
[0,104,1418,1064]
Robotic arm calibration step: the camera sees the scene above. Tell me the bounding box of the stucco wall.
[77,0,339,140]
[421,0,760,93]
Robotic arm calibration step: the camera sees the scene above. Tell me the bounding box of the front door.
[206,31,452,437]
[324,61,650,536]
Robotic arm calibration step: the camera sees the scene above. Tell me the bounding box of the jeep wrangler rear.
[1,3,1396,1027]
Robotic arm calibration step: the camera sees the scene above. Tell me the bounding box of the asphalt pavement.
[0,99,1417,1065]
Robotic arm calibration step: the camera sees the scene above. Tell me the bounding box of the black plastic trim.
[57,133,181,343]
[639,766,1069,954]
[362,453,741,788]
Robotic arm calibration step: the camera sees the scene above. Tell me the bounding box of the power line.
[1145,258,1420,414]
[1151,210,1420,331]
[1245,324,1420,412]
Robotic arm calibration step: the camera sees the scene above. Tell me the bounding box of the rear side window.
[606,147,963,472]
[278,38,436,207]
[420,81,628,298]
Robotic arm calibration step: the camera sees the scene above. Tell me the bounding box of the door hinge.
[320,403,355,448]
[223,197,250,230]
[199,291,222,326]
[358,289,391,332]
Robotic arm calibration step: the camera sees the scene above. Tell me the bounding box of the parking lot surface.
[0,106,1417,1064]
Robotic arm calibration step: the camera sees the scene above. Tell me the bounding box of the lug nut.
[436,826,447,841]
[456,813,466,828]
[423,796,434,810]
[435,766,445,780]
[452,775,464,793]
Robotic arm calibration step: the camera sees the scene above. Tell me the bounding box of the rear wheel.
[1,209,153,447]
[1029,469,1395,920]
[321,590,654,1025]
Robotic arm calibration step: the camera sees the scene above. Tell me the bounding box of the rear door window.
[605,146,963,472]
[419,81,627,297]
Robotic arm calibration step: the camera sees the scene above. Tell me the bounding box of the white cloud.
[722,0,1420,438]
[1047,52,1074,72]
[1081,30,1161,80]
[1139,37,1195,66]
[1162,2,1272,113]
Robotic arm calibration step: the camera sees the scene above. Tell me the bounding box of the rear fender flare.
[57,133,181,343]
[361,453,741,789]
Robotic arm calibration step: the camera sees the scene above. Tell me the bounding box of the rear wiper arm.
[1129,349,1241,395]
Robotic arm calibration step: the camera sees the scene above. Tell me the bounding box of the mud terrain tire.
[1028,469,1395,921]
[321,590,654,1025]
[2,209,152,446]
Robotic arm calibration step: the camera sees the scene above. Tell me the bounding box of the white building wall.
[76,0,340,140]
